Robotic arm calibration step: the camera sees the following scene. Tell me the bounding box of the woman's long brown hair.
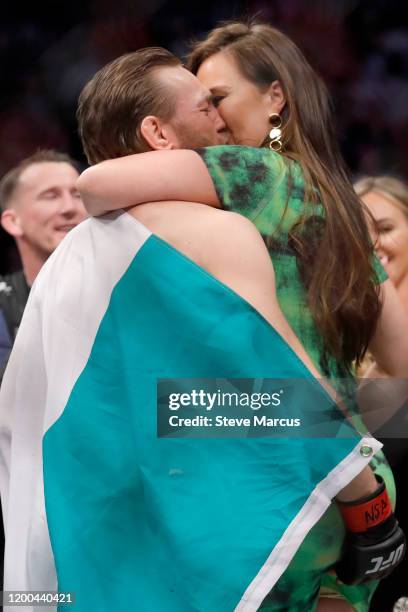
[188,21,381,369]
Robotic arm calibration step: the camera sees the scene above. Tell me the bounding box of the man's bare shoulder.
[127,201,257,267]
[128,200,231,227]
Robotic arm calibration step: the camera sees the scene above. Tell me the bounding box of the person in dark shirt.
[0,150,87,373]
[0,271,29,372]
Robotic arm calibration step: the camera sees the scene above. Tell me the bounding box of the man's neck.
[17,244,48,287]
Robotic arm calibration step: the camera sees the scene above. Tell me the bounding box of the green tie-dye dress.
[196,145,395,612]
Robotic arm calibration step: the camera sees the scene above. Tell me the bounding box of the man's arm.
[202,211,382,498]
[128,201,405,583]
[357,280,408,433]
[130,202,379,502]
[194,210,405,583]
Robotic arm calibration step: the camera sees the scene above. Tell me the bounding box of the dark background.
[1,0,407,271]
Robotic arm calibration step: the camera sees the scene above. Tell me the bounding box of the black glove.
[335,476,406,585]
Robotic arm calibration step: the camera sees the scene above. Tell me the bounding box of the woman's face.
[362,190,408,288]
[196,51,285,147]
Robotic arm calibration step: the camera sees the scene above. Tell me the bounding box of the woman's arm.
[77,150,220,216]
[357,279,408,432]
[200,210,379,502]
[368,279,408,377]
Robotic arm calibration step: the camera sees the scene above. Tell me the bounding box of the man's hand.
[335,476,406,584]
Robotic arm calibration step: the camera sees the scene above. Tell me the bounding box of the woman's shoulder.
[198,146,307,197]
[195,145,321,230]
[199,145,289,173]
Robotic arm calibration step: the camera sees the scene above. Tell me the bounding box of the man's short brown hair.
[77,47,181,165]
[0,150,78,212]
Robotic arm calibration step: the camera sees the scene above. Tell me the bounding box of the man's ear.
[1,209,23,238]
[267,80,286,115]
[140,116,175,150]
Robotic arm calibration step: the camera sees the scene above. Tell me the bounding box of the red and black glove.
[335,476,406,585]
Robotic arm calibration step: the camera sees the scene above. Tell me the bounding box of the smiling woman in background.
[355,176,408,311]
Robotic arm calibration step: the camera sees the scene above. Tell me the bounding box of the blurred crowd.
[1,0,407,183]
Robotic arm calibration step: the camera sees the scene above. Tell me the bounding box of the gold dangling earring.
[268,113,283,152]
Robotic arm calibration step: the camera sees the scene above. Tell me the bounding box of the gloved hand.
[335,475,406,584]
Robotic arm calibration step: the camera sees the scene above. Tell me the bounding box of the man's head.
[0,150,87,281]
[77,47,230,164]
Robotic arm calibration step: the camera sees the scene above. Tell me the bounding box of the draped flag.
[0,211,380,612]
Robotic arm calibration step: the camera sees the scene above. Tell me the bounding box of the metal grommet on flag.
[359,444,373,457]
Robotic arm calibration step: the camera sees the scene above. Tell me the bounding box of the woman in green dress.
[77,21,408,612]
